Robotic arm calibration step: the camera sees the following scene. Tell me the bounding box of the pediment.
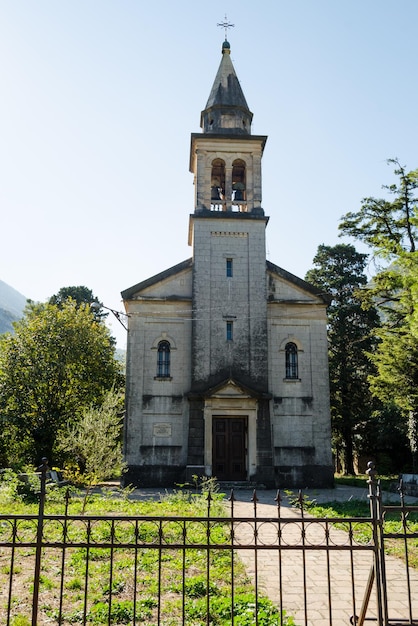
[122,258,193,300]
[266,260,330,305]
[206,378,261,399]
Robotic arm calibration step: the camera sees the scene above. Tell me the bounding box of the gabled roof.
[121,258,192,300]
[267,260,331,305]
[122,257,330,304]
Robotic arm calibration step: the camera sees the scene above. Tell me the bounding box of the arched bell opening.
[211,159,226,210]
[232,159,247,211]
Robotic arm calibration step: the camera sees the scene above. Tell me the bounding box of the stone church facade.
[122,40,333,488]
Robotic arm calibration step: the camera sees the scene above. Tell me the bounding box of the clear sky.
[1,1,417,348]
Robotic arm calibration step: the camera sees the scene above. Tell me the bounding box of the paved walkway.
[130,484,418,625]
[226,487,418,626]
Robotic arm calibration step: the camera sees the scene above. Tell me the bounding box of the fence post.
[367,461,386,626]
[31,457,48,626]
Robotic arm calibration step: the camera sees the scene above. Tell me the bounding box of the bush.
[0,468,39,503]
[0,468,22,503]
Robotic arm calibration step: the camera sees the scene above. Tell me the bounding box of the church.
[121,39,333,488]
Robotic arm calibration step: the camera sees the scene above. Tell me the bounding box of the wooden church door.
[212,417,247,481]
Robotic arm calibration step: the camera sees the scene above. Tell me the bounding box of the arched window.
[211,159,226,206]
[157,341,171,378]
[285,342,298,379]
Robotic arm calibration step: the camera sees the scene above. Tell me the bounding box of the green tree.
[0,300,122,467]
[368,328,418,468]
[339,159,418,259]
[58,388,126,511]
[340,159,418,322]
[49,285,108,322]
[355,403,409,475]
[340,160,418,468]
[306,244,379,474]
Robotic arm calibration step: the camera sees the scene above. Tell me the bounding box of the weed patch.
[0,488,294,625]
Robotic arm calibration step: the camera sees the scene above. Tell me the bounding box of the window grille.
[285,342,298,379]
[157,341,171,377]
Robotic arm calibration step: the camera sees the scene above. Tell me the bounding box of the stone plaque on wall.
[153,423,172,437]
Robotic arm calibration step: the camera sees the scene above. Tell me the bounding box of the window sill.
[283,378,301,383]
[154,377,173,381]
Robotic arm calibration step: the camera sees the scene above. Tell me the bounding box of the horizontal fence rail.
[0,464,417,625]
[0,512,378,626]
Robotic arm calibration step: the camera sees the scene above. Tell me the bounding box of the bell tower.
[189,40,267,215]
[188,39,269,393]
[187,39,273,484]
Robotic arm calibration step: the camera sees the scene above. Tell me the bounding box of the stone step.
[218,481,260,491]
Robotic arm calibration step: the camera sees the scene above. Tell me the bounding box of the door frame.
[212,416,248,480]
[203,395,258,480]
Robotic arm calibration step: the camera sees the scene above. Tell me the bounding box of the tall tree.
[368,328,418,468]
[306,244,379,474]
[339,159,418,259]
[340,160,418,467]
[0,300,122,467]
[49,286,108,322]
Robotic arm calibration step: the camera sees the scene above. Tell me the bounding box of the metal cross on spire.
[217,15,234,40]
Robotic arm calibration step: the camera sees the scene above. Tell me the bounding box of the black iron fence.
[0,464,417,625]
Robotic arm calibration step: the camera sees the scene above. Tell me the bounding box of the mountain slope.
[0,280,27,334]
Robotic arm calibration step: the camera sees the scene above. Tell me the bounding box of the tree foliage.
[0,299,122,467]
[306,244,379,474]
[49,285,96,307]
[49,285,108,322]
[340,160,418,321]
[58,388,126,510]
[340,160,418,468]
[340,159,418,259]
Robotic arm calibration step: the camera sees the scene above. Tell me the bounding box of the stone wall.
[191,212,269,392]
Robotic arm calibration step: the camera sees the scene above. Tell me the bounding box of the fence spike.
[398,477,405,506]
[366,461,378,501]
[366,460,377,484]
[251,489,258,517]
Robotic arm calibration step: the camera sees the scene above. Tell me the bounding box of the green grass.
[304,498,418,569]
[334,473,399,492]
[0,487,295,625]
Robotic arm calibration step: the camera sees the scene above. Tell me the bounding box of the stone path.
[226,487,418,626]
[130,484,418,625]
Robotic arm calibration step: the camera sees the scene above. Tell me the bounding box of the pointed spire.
[200,41,253,135]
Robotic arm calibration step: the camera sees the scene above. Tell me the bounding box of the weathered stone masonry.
[121,40,333,488]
